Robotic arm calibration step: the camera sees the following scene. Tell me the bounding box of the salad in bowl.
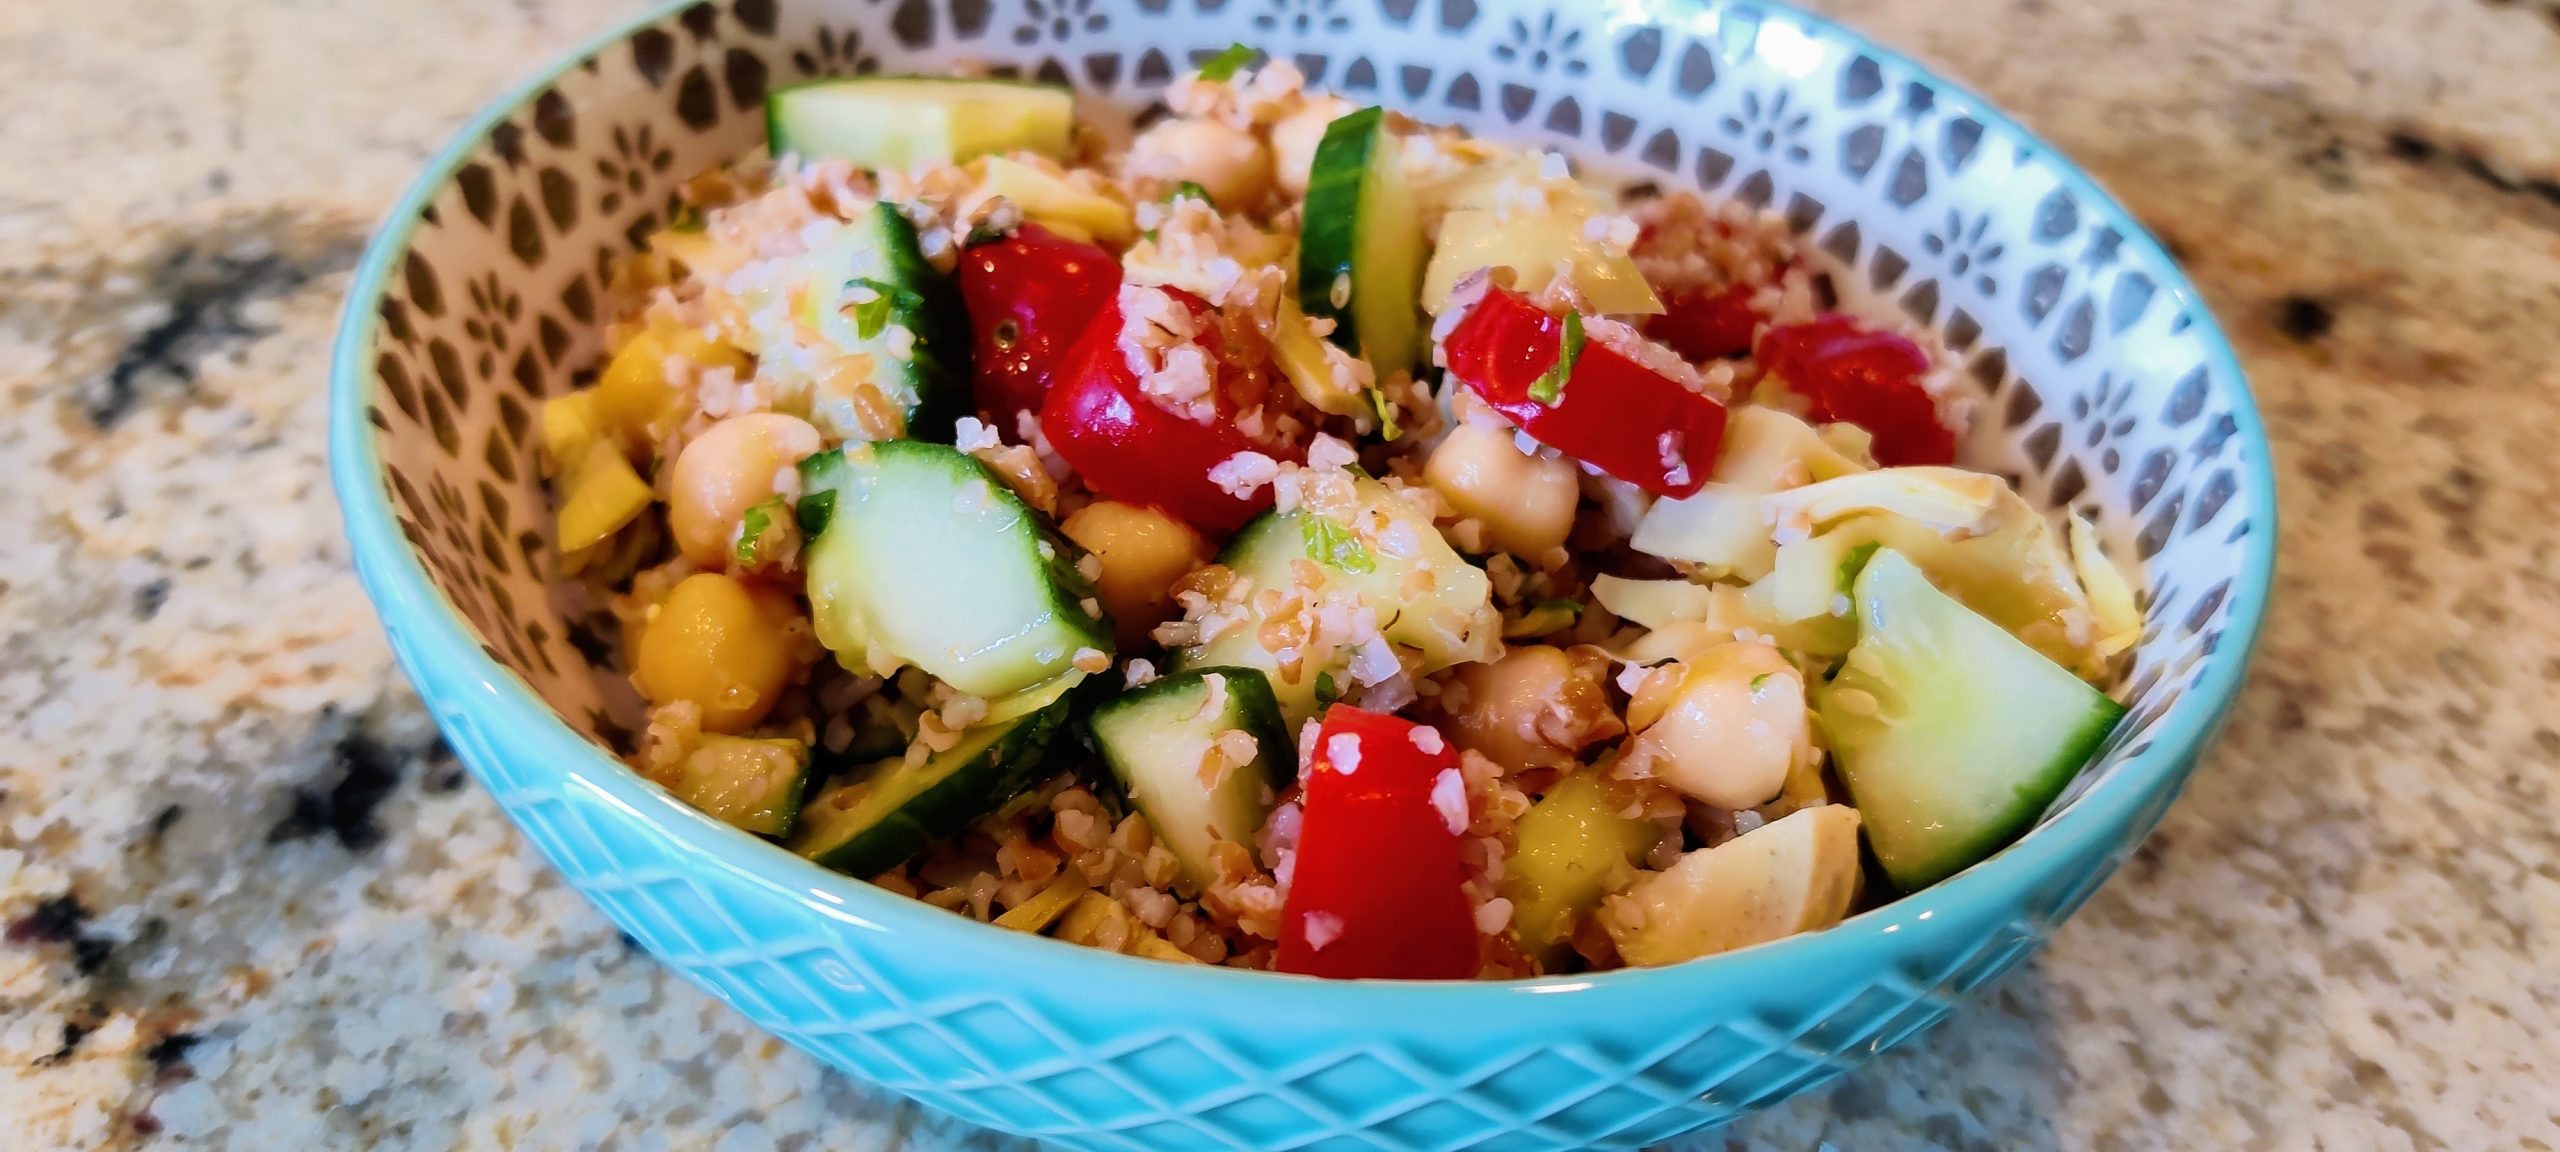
[535,47,2142,981]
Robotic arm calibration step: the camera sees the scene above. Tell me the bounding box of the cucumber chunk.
[659,735,811,838]
[1299,106,1425,377]
[1815,549,2125,891]
[788,681,1076,876]
[799,441,1109,698]
[767,77,1075,170]
[1089,668,1296,891]
[1176,478,1499,727]
[786,202,970,442]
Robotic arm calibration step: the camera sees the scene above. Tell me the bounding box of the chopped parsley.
[1314,671,1341,710]
[734,502,779,566]
[1302,515,1376,574]
[1837,540,1881,594]
[846,278,924,341]
[1750,673,1772,691]
[1145,183,1217,242]
[1197,42,1258,83]
[1532,598,1585,617]
[1528,311,1584,405]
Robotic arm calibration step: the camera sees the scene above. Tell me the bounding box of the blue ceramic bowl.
[330,1,2275,1147]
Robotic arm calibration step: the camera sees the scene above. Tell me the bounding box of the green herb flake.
[849,295,892,341]
[1196,42,1258,83]
[1169,181,1215,206]
[735,503,775,566]
[1314,671,1341,710]
[1749,673,1772,691]
[1837,541,1882,594]
[846,277,924,341]
[1532,598,1585,617]
[1302,515,1376,574]
[1527,311,1585,405]
[1369,388,1402,441]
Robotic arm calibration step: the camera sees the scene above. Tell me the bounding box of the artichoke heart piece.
[1762,467,2006,541]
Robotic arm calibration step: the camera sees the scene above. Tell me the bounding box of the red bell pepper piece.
[1276,706,1480,981]
[1647,282,1763,363]
[1037,287,1295,534]
[958,224,1121,423]
[1441,289,1729,498]
[1759,315,1954,467]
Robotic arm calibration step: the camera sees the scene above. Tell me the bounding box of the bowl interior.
[341,0,2270,933]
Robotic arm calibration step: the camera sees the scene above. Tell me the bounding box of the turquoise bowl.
[329,0,2276,1147]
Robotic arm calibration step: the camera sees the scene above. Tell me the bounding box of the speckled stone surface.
[2,0,2554,1148]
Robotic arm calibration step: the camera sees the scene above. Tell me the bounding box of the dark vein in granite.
[2382,126,2560,219]
[6,893,114,975]
[73,211,364,428]
[132,578,172,621]
[36,1018,95,1067]
[2273,294,2336,343]
[144,1031,201,1076]
[420,737,466,794]
[144,803,186,851]
[267,730,409,852]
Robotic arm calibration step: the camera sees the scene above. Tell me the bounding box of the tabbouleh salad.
[535,47,2141,979]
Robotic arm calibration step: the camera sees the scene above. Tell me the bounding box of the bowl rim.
[329,0,2278,1004]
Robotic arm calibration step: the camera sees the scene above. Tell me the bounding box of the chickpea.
[636,572,801,733]
[1443,645,1623,773]
[1630,642,1805,809]
[1060,501,1213,650]
[1129,116,1273,211]
[1269,96,1352,198]
[1424,421,1581,558]
[666,413,822,567]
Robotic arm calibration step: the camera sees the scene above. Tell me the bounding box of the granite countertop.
[4,0,2556,1148]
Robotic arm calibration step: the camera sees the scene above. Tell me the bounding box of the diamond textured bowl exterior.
[328,1,2277,1147]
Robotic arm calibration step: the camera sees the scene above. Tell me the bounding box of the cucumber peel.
[1299,106,1425,379]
